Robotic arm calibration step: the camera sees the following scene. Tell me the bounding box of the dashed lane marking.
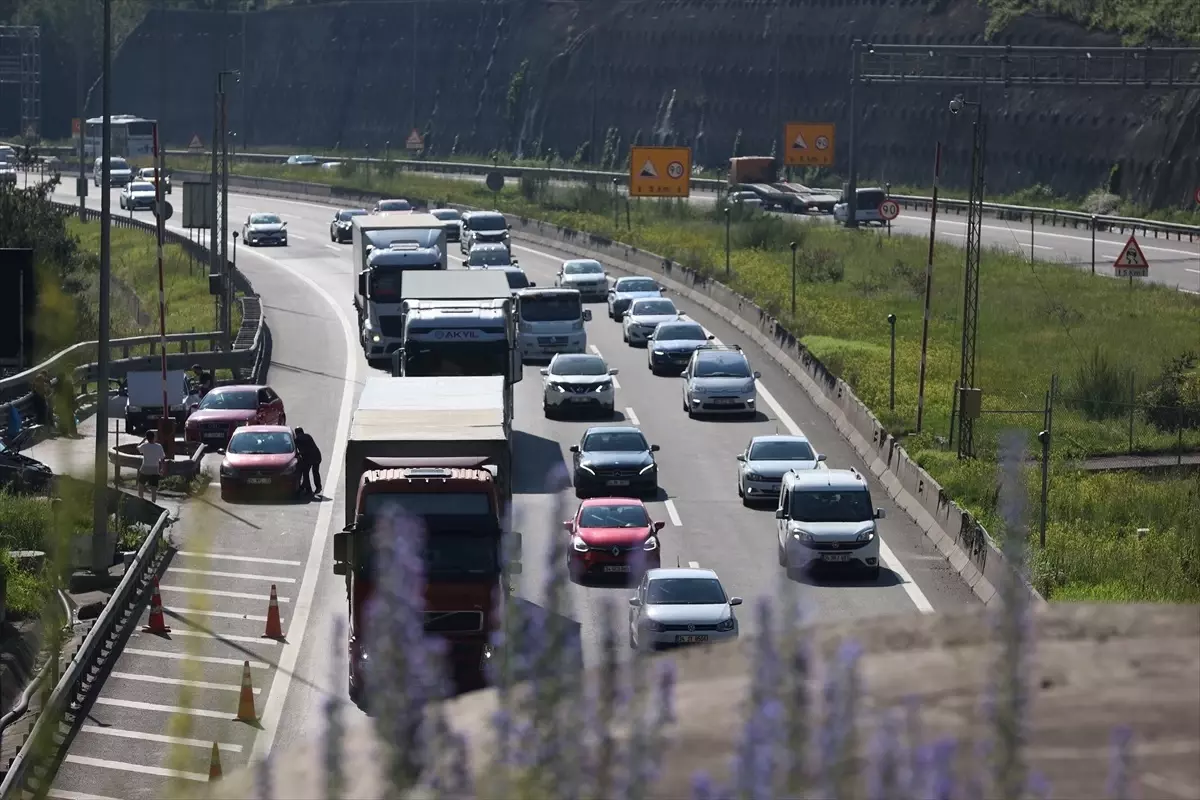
[167,567,297,584]
[172,607,270,623]
[78,724,244,752]
[177,551,303,567]
[589,344,620,387]
[624,407,640,426]
[122,648,270,669]
[93,697,235,720]
[164,629,282,646]
[63,755,206,783]
[688,561,700,569]
[158,585,290,603]
[109,671,260,694]
[663,499,683,527]
[48,791,127,800]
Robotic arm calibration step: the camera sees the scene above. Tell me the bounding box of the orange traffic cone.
[262,584,284,640]
[142,577,171,634]
[208,742,223,780]
[235,661,257,723]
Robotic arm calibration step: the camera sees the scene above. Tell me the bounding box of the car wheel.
[604,405,616,418]
[777,539,786,567]
[629,628,637,649]
[574,483,588,499]
[737,481,744,499]
[622,328,629,343]
[543,402,554,419]
[220,485,231,503]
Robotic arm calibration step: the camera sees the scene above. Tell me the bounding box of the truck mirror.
[508,531,522,558]
[391,349,403,377]
[332,531,349,570]
[582,309,593,322]
[357,271,368,299]
[333,562,346,576]
[507,561,523,576]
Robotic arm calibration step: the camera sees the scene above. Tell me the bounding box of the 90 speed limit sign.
[878,198,900,221]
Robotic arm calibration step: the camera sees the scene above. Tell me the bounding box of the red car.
[564,498,665,580]
[219,425,300,501]
[185,384,286,449]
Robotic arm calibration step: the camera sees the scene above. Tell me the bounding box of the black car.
[329,208,368,243]
[647,320,714,375]
[0,439,53,494]
[430,208,463,242]
[570,426,660,499]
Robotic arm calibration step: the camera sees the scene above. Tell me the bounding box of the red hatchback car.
[564,498,665,580]
[185,385,286,449]
[219,426,300,501]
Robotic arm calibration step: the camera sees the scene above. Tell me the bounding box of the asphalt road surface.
[44,180,977,797]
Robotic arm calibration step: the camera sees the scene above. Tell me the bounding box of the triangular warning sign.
[188,134,203,150]
[1113,235,1148,269]
[638,160,658,178]
[792,132,808,150]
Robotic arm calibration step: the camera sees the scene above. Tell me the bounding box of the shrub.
[1065,346,1128,421]
[1142,352,1200,433]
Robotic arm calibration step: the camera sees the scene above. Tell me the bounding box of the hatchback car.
[737,434,826,504]
[185,385,286,449]
[607,276,664,320]
[776,469,885,580]
[373,198,412,213]
[464,243,517,268]
[460,210,511,254]
[555,259,609,301]
[329,208,368,243]
[542,353,617,418]
[242,212,288,246]
[429,208,463,242]
[119,181,158,211]
[682,345,760,418]
[628,568,742,651]
[622,298,681,346]
[564,498,665,580]
[219,426,300,500]
[647,320,713,374]
[570,426,660,499]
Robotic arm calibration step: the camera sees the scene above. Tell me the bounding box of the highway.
[43,180,977,796]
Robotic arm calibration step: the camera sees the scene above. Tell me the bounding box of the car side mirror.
[608,368,619,376]
[569,445,579,453]
[753,371,762,380]
[282,221,288,227]
[707,334,715,340]
[775,508,786,519]
[730,597,743,606]
[817,453,827,462]
[528,282,537,287]
[507,561,523,575]
[583,309,593,322]
[875,508,886,519]
[650,444,660,452]
[736,454,745,462]
[332,531,349,565]
[653,521,666,532]
[563,520,573,531]
[540,368,549,376]
[628,597,641,607]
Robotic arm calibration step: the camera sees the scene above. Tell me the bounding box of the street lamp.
[790,241,798,316]
[92,0,115,574]
[887,313,897,410]
[1037,428,1050,548]
[612,177,619,226]
[724,206,731,279]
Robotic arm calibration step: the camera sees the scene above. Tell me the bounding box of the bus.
[83,115,156,159]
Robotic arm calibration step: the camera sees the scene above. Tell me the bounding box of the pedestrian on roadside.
[137,429,166,504]
[29,371,51,427]
[294,427,323,498]
[53,369,77,437]
[190,363,213,398]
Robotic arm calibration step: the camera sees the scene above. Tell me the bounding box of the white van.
[833,187,888,226]
[124,370,201,435]
[517,288,591,360]
[93,156,133,187]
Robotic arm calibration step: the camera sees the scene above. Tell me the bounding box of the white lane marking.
[624,407,640,426]
[590,344,621,387]
[162,628,281,646]
[122,648,270,669]
[109,671,260,694]
[939,231,1052,250]
[289,233,306,240]
[612,376,621,389]
[78,724,245,752]
[64,755,206,783]
[158,585,290,603]
[325,243,341,252]
[664,499,683,527]
[93,697,234,720]
[173,607,269,623]
[1140,772,1200,799]
[688,561,700,569]
[167,567,296,584]
[48,791,128,800]
[178,550,303,567]
[1187,268,1199,274]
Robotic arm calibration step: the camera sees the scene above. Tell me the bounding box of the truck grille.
[424,611,484,633]
[378,316,405,337]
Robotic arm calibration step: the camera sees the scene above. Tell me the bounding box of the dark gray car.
[570,426,660,499]
[647,320,714,374]
[242,212,288,247]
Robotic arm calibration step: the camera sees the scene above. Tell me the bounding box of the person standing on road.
[191,364,213,398]
[137,430,166,504]
[294,427,322,498]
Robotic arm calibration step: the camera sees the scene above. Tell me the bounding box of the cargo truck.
[332,375,518,705]
[352,213,447,361]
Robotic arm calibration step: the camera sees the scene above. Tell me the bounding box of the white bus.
[83,115,156,159]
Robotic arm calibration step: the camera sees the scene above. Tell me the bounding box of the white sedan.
[628,567,742,651]
[119,181,158,211]
[622,298,681,346]
[541,353,617,418]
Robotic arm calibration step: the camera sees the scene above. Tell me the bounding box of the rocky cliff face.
[92,0,1198,203]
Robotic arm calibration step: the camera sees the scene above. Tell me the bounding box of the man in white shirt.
[137,430,166,503]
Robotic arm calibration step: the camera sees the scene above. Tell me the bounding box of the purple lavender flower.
[323,616,345,800]
[782,597,813,796]
[656,657,677,727]
[1107,725,1134,799]
[866,708,904,800]
[901,694,923,798]
[444,730,474,796]
[818,639,864,798]
[691,770,717,800]
[733,598,784,798]
[1027,769,1052,799]
[928,736,958,800]
[593,595,622,800]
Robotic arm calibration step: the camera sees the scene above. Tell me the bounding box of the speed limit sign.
[878,198,900,221]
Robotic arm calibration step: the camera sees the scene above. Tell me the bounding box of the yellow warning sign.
[1113,235,1149,277]
[783,122,835,167]
[629,146,691,198]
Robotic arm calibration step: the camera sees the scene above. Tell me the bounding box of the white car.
[119,181,158,211]
[136,167,171,194]
[541,353,617,418]
[682,345,760,419]
[776,469,885,580]
[736,434,827,505]
[622,298,681,346]
[555,259,609,301]
[607,276,664,320]
[628,567,742,651]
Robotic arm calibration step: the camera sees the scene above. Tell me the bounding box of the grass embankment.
[197,158,1200,602]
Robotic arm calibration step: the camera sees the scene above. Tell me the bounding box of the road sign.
[878,198,900,221]
[485,171,505,192]
[784,122,835,167]
[629,146,691,198]
[1113,235,1149,277]
[1194,186,1200,205]
[71,118,81,140]
[406,129,424,151]
[155,200,174,223]
[188,134,204,152]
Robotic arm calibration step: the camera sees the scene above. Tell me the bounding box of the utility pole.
[411,3,419,136]
[91,0,113,575]
[75,9,85,220]
[955,94,985,461]
[915,141,942,434]
[844,39,861,229]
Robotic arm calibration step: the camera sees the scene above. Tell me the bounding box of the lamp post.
[887,313,897,410]
[612,177,619,226]
[1037,428,1050,548]
[790,241,798,316]
[91,0,114,574]
[724,206,731,279]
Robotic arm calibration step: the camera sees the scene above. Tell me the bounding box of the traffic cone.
[235,661,257,723]
[208,742,222,780]
[142,577,171,634]
[262,584,284,640]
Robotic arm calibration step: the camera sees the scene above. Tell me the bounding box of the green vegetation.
[981,0,1200,45]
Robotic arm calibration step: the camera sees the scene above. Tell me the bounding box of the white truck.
[515,287,592,361]
[352,213,447,361]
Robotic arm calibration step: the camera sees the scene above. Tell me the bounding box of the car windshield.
[580,503,650,528]
[378,200,411,211]
[749,439,815,461]
[859,190,886,207]
[631,300,676,316]
[582,431,648,452]
[431,209,460,221]
[616,278,659,293]
[695,354,752,378]
[250,214,281,224]
[339,210,367,221]
[551,355,608,376]
[564,261,602,275]
[520,293,581,322]
[198,390,257,411]
[646,577,727,605]
[654,323,705,341]
[227,431,294,455]
[505,270,530,290]
[467,248,511,266]
[469,214,507,231]
[789,489,874,522]
[291,155,316,163]
[129,182,155,192]
[110,158,129,169]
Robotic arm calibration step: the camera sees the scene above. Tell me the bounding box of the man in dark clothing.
[294,427,322,497]
[190,364,214,398]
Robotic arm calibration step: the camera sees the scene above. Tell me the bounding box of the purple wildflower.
[782,597,813,795]
[1027,769,1052,799]
[691,770,717,800]
[1107,725,1134,799]
[733,599,783,798]
[622,641,653,800]
[928,736,958,800]
[818,639,864,798]
[323,616,345,799]
[593,595,622,799]
[443,730,474,796]
[901,695,924,798]
[866,708,904,800]
[656,657,677,726]
[966,683,996,799]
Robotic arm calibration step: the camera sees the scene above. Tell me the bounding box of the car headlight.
[571,320,583,331]
[578,464,595,475]
[571,536,588,552]
[652,349,665,356]
[127,405,142,413]
[220,465,237,477]
[792,530,814,544]
[716,618,735,632]
[744,472,764,481]
[639,463,656,475]
[593,381,612,393]
[372,334,381,342]
[549,382,567,393]
[643,536,658,551]
[645,619,666,632]
[282,463,297,475]
[855,530,875,543]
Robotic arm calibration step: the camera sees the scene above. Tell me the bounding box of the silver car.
[737,434,827,504]
[622,298,681,346]
[541,353,617,418]
[607,276,664,320]
[119,181,158,211]
[682,346,760,418]
[556,259,609,301]
[242,212,288,247]
[628,568,742,651]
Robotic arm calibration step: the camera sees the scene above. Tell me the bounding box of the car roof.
[209,384,267,392]
[750,434,810,446]
[646,567,720,581]
[563,258,601,265]
[231,424,291,434]
[378,198,410,204]
[583,425,643,436]
[784,468,867,490]
[466,210,504,218]
[695,348,748,361]
[580,497,647,507]
[630,297,674,307]
[471,242,509,251]
[249,211,280,216]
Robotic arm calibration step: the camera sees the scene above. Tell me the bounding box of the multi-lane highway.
[43,179,977,797]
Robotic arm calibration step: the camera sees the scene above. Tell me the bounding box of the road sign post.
[1113,235,1149,285]
[629,146,692,198]
[878,198,900,222]
[783,122,835,167]
[406,128,424,154]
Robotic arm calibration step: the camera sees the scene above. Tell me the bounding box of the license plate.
[247,477,271,485]
[676,635,709,644]
[712,398,738,405]
[148,415,161,421]
[603,565,631,573]
[569,396,593,402]
[607,479,630,487]
[823,553,851,562]
[203,431,224,439]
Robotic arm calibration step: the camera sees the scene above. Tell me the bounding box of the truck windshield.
[359,492,501,578]
[370,264,443,302]
[521,294,581,322]
[404,340,508,377]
